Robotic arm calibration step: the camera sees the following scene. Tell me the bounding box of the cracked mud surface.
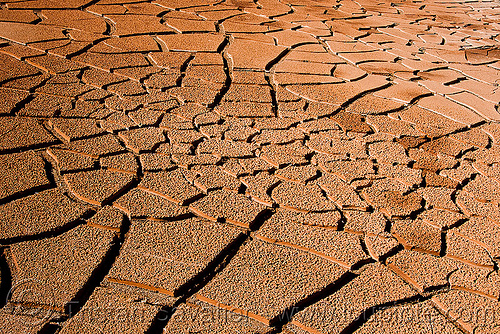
[0,0,500,333]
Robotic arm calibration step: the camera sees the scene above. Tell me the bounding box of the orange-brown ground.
[0,0,500,333]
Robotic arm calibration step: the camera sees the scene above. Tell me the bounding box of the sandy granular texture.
[0,0,500,333]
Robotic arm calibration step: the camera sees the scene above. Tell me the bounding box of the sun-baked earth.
[0,0,500,333]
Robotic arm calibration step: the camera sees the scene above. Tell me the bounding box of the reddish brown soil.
[0,0,500,333]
